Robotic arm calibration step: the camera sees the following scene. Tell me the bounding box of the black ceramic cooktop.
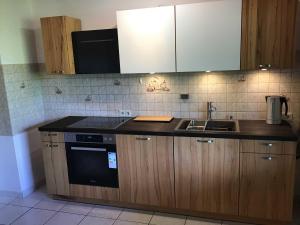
[68,117,130,129]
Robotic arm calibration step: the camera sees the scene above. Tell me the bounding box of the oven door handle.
[70,147,107,152]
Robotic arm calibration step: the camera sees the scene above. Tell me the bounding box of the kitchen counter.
[39,116,298,141]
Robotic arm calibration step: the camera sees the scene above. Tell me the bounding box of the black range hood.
[72,29,120,74]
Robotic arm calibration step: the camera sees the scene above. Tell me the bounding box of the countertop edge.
[38,128,298,142]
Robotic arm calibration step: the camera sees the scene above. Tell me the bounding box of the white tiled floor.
[0,187,299,225]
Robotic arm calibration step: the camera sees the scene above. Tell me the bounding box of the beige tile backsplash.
[41,69,300,130]
[1,64,299,134]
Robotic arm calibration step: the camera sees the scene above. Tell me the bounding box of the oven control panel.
[64,133,116,144]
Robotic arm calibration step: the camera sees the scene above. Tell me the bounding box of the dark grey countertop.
[38,116,298,141]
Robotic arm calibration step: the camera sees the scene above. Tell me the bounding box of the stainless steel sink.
[175,119,240,132]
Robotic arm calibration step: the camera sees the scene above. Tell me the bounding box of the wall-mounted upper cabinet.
[241,0,298,70]
[176,0,242,72]
[41,16,81,75]
[117,6,176,74]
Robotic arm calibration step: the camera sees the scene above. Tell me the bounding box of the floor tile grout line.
[76,214,87,225]
[8,205,32,225]
[42,210,59,225]
[148,211,155,225]
[9,198,42,208]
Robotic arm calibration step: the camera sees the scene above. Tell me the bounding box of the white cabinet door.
[117,6,176,74]
[176,0,242,72]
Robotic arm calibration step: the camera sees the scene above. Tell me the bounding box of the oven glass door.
[65,142,118,188]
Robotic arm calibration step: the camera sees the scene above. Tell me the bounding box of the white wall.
[30,0,214,63]
[0,129,43,196]
[0,0,43,196]
[0,136,21,193]
[0,0,38,64]
[13,129,44,197]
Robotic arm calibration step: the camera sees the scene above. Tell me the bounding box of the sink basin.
[205,120,238,132]
[175,120,239,132]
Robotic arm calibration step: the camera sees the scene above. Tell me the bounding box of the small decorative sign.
[146,77,170,92]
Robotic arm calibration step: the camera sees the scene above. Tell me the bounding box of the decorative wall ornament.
[146,76,170,92]
[20,81,26,89]
[85,95,92,102]
[55,86,62,95]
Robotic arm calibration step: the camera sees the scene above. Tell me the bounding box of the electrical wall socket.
[119,110,132,117]
[287,112,293,120]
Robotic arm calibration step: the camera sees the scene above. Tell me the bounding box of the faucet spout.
[207,102,216,120]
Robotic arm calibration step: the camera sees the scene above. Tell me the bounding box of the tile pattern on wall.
[1,64,44,135]
[1,64,300,134]
[41,70,300,130]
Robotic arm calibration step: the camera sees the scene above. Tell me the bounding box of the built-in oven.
[64,133,118,188]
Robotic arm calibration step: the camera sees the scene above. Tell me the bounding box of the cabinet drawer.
[239,153,295,221]
[51,132,65,143]
[40,132,64,143]
[240,140,296,155]
[41,132,51,142]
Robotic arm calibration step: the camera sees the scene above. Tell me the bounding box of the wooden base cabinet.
[239,141,296,222]
[40,132,297,224]
[174,137,240,215]
[116,135,175,208]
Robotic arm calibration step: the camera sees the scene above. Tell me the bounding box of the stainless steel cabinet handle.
[263,143,273,147]
[262,156,276,160]
[71,147,106,152]
[197,139,214,144]
[136,137,151,141]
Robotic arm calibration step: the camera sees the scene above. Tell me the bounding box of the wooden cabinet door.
[241,0,298,69]
[176,0,242,72]
[41,16,64,74]
[117,6,176,74]
[42,143,57,195]
[239,153,296,221]
[41,16,81,74]
[117,135,175,208]
[51,143,70,196]
[174,137,239,215]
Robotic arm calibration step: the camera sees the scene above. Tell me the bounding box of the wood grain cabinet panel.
[240,140,296,155]
[42,143,56,195]
[241,0,298,70]
[174,137,239,215]
[52,143,70,196]
[239,153,296,222]
[41,132,65,143]
[41,16,81,75]
[41,135,70,196]
[70,184,119,201]
[116,135,175,208]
